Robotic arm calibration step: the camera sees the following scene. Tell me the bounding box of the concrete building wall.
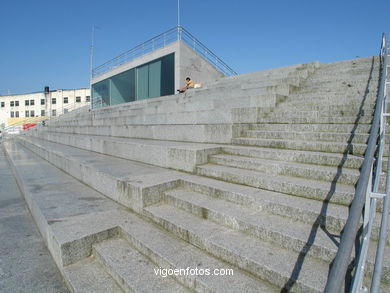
[0,88,90,128]
[91,40,224,99]
[178,42,222,87]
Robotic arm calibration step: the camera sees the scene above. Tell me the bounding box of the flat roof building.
[0,88,90,128]
[91,26,236,108]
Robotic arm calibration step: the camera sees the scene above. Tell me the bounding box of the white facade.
[0,88,90,128]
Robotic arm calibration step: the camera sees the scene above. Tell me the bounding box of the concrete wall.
[178,42,222,87]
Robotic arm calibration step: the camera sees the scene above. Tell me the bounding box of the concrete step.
[248,123,371,134]
[222,145,364,169]
[4,139,279,293]
[281,98,377,110]
[231,137,368,156]
[200,76,300,92]
[36,123,234,143]
[174,177,389,244]
[209,154,360,185]
[242,130,371,144]
[23,132,220,172]
[163,188,390,281]
[63,257,124,293]
[232,108,373,124]
[292,94,377,104]
[251,114,374,125]
[202,62,312,87]
[93,238,189,293]
[118,223,280,293]
[258,109,375,119]
[144,203,331,293]
[196,164,355,206]
[275,101,380,112]
[57,108,234,125]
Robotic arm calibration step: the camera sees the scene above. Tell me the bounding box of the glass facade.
[92,53,174,108]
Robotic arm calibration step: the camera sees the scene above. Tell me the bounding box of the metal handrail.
[324,34,389,293]
[92,26,237,78]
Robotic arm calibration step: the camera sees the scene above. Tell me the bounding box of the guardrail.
[92,26,237,78]
[324,33,389,293]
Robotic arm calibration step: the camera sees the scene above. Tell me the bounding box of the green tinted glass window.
[110,68,136,105]
[92,79,110,108]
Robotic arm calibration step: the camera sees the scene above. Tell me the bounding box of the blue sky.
[0,0,389,95]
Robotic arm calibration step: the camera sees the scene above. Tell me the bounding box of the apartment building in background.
[0,88,90,128]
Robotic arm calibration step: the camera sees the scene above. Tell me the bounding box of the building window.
[30,110,35,117]
[63,97,68,103]
[10,101,14,107]
[15,101,19,107]
[30,99,35,105]
[15,111,19,118]
[25,110,30,117]
[25,100,29,106]
[41,110,45,117]
[76,96,81,103]
[1,102,4,107]
[41,99,45,105]
[52,109,56,116]
[51,98,56,104]
[86,96,90,102]
[10,111,14,118]
[64,108,69,114]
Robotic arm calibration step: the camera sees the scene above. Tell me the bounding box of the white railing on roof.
[92,26,237,78]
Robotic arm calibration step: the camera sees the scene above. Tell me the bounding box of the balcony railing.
[92,26,237,78]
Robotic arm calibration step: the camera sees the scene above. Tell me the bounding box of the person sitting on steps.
[177,77,194,93]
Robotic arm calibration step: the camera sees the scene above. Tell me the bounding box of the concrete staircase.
[3,56,390,292]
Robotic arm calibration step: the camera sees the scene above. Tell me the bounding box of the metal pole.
[177,0,180,27]
[90,25,95,83]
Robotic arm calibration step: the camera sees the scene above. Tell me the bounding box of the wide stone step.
[232,108,373,124]
[281,99,377,110]
[163,188,390,281]
[63,258,124,293]
[5,139,278,293]
[39,123,234,144]
[164,189,339,262]
[209,154,360,185]
[254,115,373,124]
[222,145,364,169]
[242,130,370,144]
[261,109,374,118]
[248,123,371,134]
[119,223,279,293]
[93,238,189,293]
[24,132,220,172]
[275,103,378,112]
[231,137,368,155]
[196,164,355,206]
[175,177,389,244]
[144,204,330,293]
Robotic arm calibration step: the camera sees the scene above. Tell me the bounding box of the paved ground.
[0,142,69,293]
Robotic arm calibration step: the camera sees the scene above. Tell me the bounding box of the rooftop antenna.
[89,25,96,84]
[177,0,180,27]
